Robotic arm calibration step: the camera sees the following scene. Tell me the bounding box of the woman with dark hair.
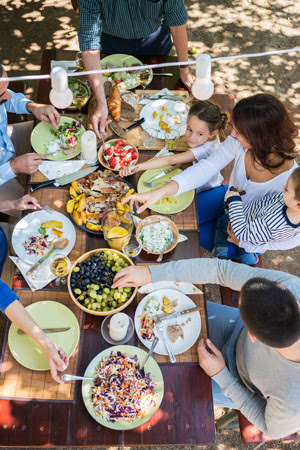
[123,93,299,252]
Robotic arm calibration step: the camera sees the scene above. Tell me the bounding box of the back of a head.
[290,167,300,202]
[232,93,298,170]
[0,64,3,78]
[240,277,300,348]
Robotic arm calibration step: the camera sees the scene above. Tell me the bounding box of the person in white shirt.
[214,167,300,265]
[120,100,228,192]
[122,93,299,252]
[0,64,60,206]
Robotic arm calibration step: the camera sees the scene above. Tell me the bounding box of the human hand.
[121,190,160,214]
[180,68,195,92]
[119,164,139,178]
[91,103,110,139]
[27,103,60,129]
[225,190,241,200]
[42,340,69,384]
[111,265,152,289]
[13,194,40,211]
[10,153,47,175]
[227,221,240,245]
[197,338,225,377]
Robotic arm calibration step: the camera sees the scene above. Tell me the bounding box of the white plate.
[138,281,203,295]
[12,210,76,265]
[134,289,201,356]
[140,99,189,139]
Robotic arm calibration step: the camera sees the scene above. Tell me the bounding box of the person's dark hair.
[240,277,300,348]
[290,167,300,202]
[0,64,3,78]
[232,93,298,171]
[188,100,229,142]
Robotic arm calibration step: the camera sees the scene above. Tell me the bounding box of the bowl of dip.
[135,215,179,255]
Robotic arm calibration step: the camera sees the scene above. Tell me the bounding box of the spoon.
[26,238,69,276]
[62,374,95,382]
[157,241,168,262]
[139,336,159,377]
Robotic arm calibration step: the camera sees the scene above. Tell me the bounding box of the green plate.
[101,54,143,90]
[8,301,80,371]
[82,345,164,430]
[137,167,195,214]
[30,116,85,161]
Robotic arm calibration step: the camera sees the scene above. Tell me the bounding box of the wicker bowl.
[98,139,139,172]
[67,248,137,316]
[135,215,179,255]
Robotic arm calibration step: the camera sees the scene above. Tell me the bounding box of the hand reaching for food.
[119,164,139,178]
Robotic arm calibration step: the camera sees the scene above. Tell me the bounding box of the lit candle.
[109,313,130,341]
[80,130,97,164]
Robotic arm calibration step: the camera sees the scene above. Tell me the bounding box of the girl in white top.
[120,100,229,191]
[123,93,299,253]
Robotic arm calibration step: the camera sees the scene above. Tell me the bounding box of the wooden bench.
[219,255,297,444]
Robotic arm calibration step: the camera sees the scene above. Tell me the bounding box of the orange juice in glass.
[102,210,133,251]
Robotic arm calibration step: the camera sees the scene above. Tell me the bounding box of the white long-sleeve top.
[190,137,223,192]
[171,135,299,251]
[227,193,300,251]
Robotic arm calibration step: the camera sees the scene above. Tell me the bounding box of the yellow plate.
[8,301,80,371]
[137,167,195,214]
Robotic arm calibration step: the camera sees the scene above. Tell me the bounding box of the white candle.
[109,313,130,341]
[80,130,97,164]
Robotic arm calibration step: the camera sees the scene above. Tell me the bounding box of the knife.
[147,94,187,101]
[30,166,98,192]
[153,73,173,77]
[104,117,145,142]
[17,327,71,335]
[158,305,202,323]
[146,164,182,184]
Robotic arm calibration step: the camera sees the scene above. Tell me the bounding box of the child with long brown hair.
[120,100,229,192]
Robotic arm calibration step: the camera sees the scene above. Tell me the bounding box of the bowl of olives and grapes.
[67,248,137,316]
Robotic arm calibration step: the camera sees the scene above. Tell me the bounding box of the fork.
[155,318,176,363]
[41,205,54,214]
[143,181,167,188]
[139,337,159,377]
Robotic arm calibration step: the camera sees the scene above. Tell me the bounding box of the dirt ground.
[0,0,300,448]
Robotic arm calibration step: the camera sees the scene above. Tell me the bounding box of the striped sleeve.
[228,194,299,244]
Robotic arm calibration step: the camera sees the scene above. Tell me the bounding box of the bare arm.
[0,195,40,213]
[170,24,195,90]
[82,50,109,138]
[5,300,69,384]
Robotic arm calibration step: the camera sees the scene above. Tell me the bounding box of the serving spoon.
[26,237,69,276]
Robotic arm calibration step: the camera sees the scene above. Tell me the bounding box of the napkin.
[138,281,203,295]
[10,256,56,292]
[139,88,174,105]
[153,147,174,158]
[133,216,188,243]
[38,160,87,181]
[51,60,78,72]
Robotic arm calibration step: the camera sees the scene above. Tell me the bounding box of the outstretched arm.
[5,300,69,384]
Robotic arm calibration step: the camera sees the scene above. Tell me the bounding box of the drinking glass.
[76,51,84,71]
[137,68,153,99]
[102,209,133,251]
[165,129,180,151]
[72,85,89,122]
[121,234,142,258]
[142,128,158,149]
[49,253,71,287]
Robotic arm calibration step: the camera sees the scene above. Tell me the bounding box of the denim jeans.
[214,214,258,265]
[207,301,245,409]
[0,226,8,277]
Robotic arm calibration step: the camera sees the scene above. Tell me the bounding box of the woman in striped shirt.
[214,168,300,265]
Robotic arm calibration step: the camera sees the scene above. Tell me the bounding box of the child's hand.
[119,165,139,178]
[225,190,241,200]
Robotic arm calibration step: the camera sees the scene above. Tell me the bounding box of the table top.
[0,49,221,447]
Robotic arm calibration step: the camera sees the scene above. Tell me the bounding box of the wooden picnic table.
[0,49,235,447]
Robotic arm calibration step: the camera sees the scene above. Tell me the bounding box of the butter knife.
[147,94,186,101]
[17,327,71,335]
[146,164,181,184]
[158,305,202,323]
